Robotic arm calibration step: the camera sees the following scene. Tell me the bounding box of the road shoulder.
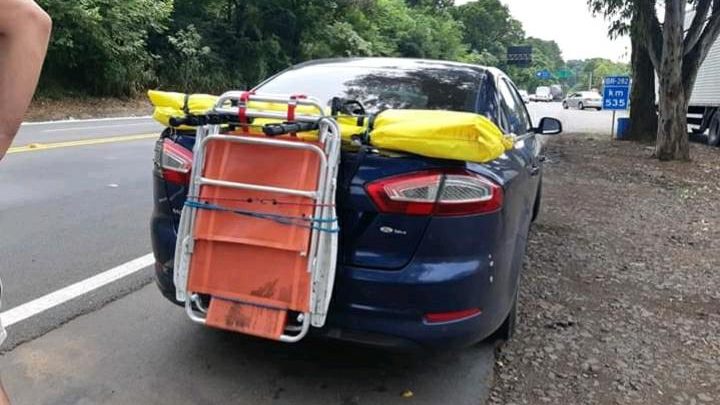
[1,285,496,405]
[490,136,720,404]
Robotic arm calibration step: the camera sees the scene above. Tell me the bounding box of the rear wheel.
[531,178,542,223]
[562,102,569,109]
[708,113,720,146]
[578,102,584,110]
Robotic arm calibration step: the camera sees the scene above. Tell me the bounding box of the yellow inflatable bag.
[148,90,219,130]
[148,91,511,163]
[369,110,513,163]
[148,91,367,139]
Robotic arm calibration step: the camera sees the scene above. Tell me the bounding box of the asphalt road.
[0,103,651,404]
[527,101,628,135]
[0,115,503,405]
[0,118,163,350]
[2,285,495,405]
[0,104,636,404]
[15,117,159,144]
[0,103,647,404]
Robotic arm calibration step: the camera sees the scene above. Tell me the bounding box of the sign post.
[602,76,631,139]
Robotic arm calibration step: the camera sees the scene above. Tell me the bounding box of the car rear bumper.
[583,100,603,108]
[324,252,513,349]
[153,249,513,350]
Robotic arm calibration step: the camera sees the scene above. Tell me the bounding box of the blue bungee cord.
[184,199,339,233]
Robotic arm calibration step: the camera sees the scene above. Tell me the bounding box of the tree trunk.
[627,27,657,142]
[656,87,690,160]
[655,1,690,161]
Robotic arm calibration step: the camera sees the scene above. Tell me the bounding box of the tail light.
[366,169,503,216]
[425,308,482,324]
[156,139,193,185]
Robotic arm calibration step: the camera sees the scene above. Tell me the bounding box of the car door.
[498,75,542,220]
[567,93,578,108]
[486,74,540,302]
[577,93,585,108]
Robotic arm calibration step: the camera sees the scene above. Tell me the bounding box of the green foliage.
[164,25,212,93]
[460,50,501,67]
[405,0,455,10]
[505,37,566,91]
[563,58,631,92]
[587,0,632,39]
[354,0,466,59]
[453,0,524,58]
[38,0,173,97]
[36,0,624,98]
[584,58,631,89]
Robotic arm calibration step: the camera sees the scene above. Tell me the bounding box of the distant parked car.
[534,86,553,102]
[563,91,603,110]
[550,85,564,101]
[518,89,530,104]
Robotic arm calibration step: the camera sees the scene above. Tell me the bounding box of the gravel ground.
[490,135,720,405]
[26,97,151,121]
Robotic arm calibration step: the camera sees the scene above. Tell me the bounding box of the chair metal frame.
[173,92,341,342]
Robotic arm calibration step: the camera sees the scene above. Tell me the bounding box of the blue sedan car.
[151,58,561,350]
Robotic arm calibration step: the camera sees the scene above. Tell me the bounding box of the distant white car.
[534,86,553,102]
[562,91,603,110]
[518,90,530,104]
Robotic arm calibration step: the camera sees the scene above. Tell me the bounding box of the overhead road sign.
[507,46,532,67]
[535,69,552,80]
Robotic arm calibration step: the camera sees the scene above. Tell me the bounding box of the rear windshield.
[256,64,492,115]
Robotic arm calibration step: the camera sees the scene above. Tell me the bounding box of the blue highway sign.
[603,76,630,110]
[535,69,552,80]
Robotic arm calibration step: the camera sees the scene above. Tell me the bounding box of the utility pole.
[588,71,593,90]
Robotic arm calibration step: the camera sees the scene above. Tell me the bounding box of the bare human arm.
[0,0,52,160]
[0,4,51,402]
[0,383,8,405]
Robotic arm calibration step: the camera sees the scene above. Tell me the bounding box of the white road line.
[42,123,151,133]
[22,116,152,127]
[0,253,154,327]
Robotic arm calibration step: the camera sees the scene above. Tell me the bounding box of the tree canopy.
[36,0,622,97]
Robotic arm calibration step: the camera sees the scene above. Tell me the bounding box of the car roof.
[290,57,497,75]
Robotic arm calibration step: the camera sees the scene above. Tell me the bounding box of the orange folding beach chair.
[173,92,341,342]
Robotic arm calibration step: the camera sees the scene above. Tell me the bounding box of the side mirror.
[535,117,562,135]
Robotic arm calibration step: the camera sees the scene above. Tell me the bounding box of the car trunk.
[164,134,458,271]
[337,150,464,270]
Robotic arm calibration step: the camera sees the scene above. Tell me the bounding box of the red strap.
[287,94,307,122]
[287,94,306,137]
[238,91,252,133]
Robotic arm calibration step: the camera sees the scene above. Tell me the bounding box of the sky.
[455,0,632,62]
